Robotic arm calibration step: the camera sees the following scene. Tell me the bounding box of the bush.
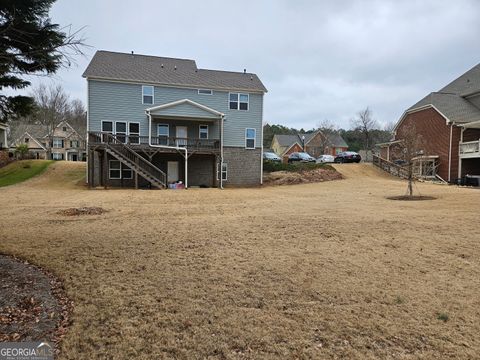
[263,161,334,173]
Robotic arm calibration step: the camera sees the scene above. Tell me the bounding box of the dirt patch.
[263,168,343,186]
[0,255,72,350]
[57,207,107,216]
[387,195,437,201]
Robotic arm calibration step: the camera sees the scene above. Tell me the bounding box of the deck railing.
[372,154,409,179]
[459,140,480,156]
[89,132,220,151]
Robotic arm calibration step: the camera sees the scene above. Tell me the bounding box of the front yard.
[0,162,479,359]
[0,160,53,187]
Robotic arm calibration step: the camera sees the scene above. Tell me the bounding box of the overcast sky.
[26,0,480,129]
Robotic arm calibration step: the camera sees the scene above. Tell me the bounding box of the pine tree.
[0,0,84,122]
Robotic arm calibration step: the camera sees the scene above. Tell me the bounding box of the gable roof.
[146,99,224,119]
[83,51,267,93]
[396,62,480,130]
[12,131,47,150]
[273,131,348,149]
[326,132,348,148]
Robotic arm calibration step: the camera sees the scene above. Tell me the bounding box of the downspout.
[86,79,89,183]
[147,110,188,188]
[448,123,453,182]
[220,114,224,189]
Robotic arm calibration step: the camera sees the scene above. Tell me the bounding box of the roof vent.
[250,76,253,80]
[131,51,134,54]
[174,65,177,70]
[244,69,246,74]
[161,63,164,68]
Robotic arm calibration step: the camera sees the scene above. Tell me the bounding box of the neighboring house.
[10,121,86,161]
[83,51,267,188]
[378,62,480,182]
[0,121,7,150]
[271,131,348,162]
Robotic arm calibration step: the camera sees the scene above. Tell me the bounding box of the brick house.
[271,131,348,162]
[83,51,267,188]
[378,63,480,182]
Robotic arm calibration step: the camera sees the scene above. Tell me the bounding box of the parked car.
[288,152,316,163]
[263,151,282,163]
[334,151,361,163]
[316,154,335,163]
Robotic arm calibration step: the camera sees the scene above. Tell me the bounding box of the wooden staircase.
[372,154,409,179]
[103,134,166,188]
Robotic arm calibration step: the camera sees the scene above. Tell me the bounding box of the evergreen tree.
[0,0,84,122]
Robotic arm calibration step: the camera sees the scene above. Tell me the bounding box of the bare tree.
[351,107,378,150]
[394,123,425,196]
[315,119,338,155]
[32,84,71,158]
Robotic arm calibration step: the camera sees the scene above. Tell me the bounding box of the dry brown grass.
[0,161,479,359]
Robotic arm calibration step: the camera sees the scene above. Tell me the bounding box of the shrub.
[263,161,334,173]
[437,313,449,322]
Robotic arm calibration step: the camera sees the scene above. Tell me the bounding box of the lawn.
[0,162,479,359]
[0,160,53,187]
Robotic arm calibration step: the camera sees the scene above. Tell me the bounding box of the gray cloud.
[23,0,480,129]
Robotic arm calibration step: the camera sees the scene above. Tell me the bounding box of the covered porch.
[458,121,480,181]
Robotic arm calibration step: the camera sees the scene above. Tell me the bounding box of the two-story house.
[83,51,267,188]
[10,121,86,161]
[0,121,7,150]
[377,62,480,182]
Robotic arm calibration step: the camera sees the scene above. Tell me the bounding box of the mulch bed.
[0,254,72,354]
[57,206,107,216]
[386,195,437,201]
[263,168,343,186]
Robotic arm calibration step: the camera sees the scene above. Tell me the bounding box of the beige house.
[0,122,7,150]
[11,121,86,161]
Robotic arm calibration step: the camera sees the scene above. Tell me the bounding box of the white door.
[176,126,187,146]
[168,161,179,183]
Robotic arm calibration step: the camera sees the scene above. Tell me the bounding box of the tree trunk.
[408,164,413,196]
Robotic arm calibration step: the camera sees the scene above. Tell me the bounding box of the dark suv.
[288,152,316,163]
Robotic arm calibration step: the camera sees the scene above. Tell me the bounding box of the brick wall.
[395,108,461,181]
[0,150,10,167]
[222,147,261,186]
[282,143,303,163]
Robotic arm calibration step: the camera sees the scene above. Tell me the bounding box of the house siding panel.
[88,80,263,148]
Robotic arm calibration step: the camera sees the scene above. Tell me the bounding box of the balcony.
[459,140,480,159]
[88,132,220,153]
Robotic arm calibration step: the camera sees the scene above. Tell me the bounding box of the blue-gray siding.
[88,80,263,147]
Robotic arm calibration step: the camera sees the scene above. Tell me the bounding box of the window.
[109,160,121,179]
[199,125,208,139]
[217,163,227,181]
[115,122,127,143]
[122,165,133,179]
[142,85,154,104]
[53,138,63,148]
[70,140,79,148]
[229,93,249,110]
[109,160,132,179]
[245,128,256,149]
[24,138,29,143]
[52,153,63,160]
[101,121,113,142]
[198,89,212,95]
[62,126,67,132]
[128,123,140,144]
[157,124,169,145]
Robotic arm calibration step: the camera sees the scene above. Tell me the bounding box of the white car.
[316,155,335,163]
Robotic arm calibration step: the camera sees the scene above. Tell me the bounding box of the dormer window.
[229,93,249,111]
[142,85,154,104]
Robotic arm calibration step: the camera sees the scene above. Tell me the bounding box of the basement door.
[168,161,179,183]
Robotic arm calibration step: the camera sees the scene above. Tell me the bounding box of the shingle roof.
[326,132,348,148]
[408,92,480,124]
[273,131,348,149]
[83,51,267,93]
[274,134,300,147]
[439,62,480,96]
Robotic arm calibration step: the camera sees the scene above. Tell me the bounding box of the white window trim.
[122,167,133,179]
[52,152,63,160]
[128,122,140,144]
[198,89,213,95]
[157,123,169,137]
[216,163,227,181]
[109,160,121,179]
[245,128,256,149]
[229,92,249,111]
[199,124,209,139]
[142,85,154,105]
[115,121,128,144]
[52,138,63,148]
